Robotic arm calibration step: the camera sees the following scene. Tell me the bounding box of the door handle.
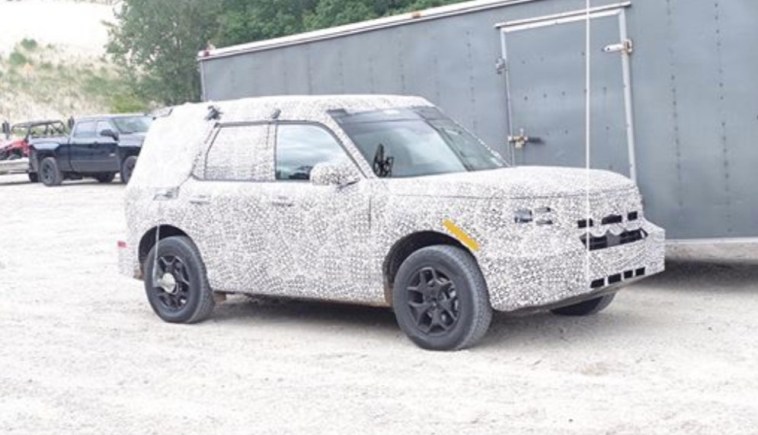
[189,195,211,205]
[270,196,294,207]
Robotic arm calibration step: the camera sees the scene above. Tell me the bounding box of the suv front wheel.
[392,245,492,351]
[143,236,215,323]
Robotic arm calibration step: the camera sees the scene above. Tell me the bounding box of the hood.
[383,166,636,199]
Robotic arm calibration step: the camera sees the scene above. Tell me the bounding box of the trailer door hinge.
[603,39,633,55]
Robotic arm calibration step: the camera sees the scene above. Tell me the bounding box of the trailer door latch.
[603,39,633,55]
[508,128,530,149]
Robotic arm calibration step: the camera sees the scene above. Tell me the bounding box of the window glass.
[275,124,348,181]
[331,107,506,178]
[112,116,152,134]
[204,124,271,181]
[73,121,97,138]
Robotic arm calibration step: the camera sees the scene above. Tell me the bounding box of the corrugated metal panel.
[199,0,758,240]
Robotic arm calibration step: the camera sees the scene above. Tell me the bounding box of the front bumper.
[479,220,665,312]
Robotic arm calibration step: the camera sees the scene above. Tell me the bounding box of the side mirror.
[100,129,119,141]
[310,161,360,187]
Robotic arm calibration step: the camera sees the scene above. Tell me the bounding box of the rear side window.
[204,124,272,181]
[275,124,348,181]
[73,121,97,138]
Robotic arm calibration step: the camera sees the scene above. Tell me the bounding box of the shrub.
[8,51,27,67]
[20,38,38,51]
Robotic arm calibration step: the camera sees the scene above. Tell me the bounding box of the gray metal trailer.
[198,0,757,242]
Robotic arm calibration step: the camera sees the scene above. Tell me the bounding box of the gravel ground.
[1,174,756,434]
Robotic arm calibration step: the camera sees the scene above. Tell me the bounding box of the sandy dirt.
[0,174,756,434]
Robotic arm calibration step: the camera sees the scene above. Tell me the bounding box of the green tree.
[106,0,221,105]
[106,0,468,105]
[216,0,318,47]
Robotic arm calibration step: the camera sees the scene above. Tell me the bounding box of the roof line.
[198,0,535,61]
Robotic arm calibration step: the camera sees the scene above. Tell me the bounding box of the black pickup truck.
[29,114,152,186]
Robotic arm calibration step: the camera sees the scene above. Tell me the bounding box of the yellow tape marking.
[442,219,480,252]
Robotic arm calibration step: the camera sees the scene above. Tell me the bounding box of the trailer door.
[499,5,636,179]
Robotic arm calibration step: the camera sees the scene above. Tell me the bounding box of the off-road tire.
[392,245,492,351]
[143,236,215,324]
[39,157,63,186]
[120,156,137,184]
[551,294,616,316]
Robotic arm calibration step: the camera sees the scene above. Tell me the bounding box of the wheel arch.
[138,225,190,274]
[382,230,474,305]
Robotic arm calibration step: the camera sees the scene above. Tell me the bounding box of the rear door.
[500,5,636,179]
[179,122,276,293]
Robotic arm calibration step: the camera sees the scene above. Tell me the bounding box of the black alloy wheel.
[406,267,460,335]
[143,236,215,323]
[151,255,192,313]
[393,245,492,351]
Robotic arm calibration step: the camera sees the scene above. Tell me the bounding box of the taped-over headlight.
[514,207,555,225]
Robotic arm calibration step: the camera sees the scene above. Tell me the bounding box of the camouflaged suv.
[118,95,665,350]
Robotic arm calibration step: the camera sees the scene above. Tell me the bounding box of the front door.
[265,122,372,303]
[500,6,636,179]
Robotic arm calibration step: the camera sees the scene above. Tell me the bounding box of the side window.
[73,121,96,138]
[204,124,272,181]
[275,124,349,181]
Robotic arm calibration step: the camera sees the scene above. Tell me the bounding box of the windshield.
[112,116,152,134]
[330,107,506,178]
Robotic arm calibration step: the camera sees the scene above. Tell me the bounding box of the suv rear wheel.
[143,236,215,323]
[392,245,492,351]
